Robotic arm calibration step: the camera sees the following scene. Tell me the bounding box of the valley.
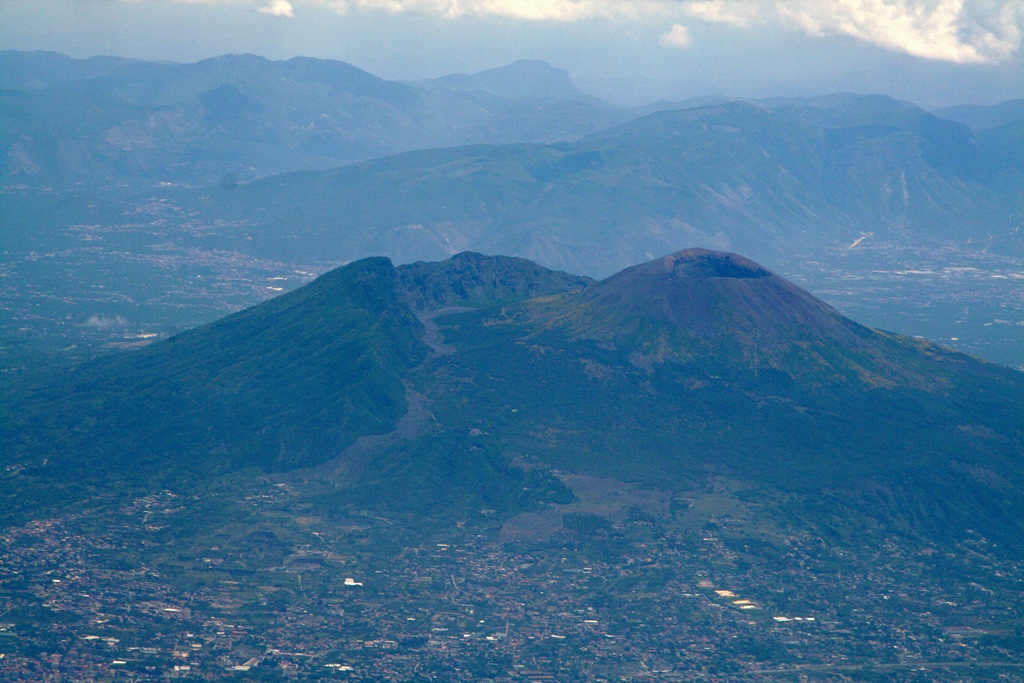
[3,181,1021,374]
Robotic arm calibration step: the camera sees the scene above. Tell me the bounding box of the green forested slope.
[2,257,425,482]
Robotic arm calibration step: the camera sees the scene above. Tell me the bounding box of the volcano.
[2,249,1023,548]
[580,248,863,347]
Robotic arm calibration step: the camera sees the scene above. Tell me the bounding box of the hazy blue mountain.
[577,59,1024,110]
[5,84,1024,373]
[3,250,1022,549]
[763,92,926,128]
[933,98,1024,130]
[416,59,586,101]
[0,52,632,185]
[0,50,141,90]
[197,98,1024,277]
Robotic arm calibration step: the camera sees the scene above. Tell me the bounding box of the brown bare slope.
[579,248,867,349]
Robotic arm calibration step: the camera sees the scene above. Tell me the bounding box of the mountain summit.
[421,60,584,101]
[578,248,865,349]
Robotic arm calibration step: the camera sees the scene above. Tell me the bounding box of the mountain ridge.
[0,51,634,185]
[199,97,1024,276]
[415,59,587,101]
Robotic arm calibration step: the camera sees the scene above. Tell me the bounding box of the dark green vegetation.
[0,51,630,185]
[198,94,1024,275]
[3,249,1022,551]
[395,249,593,309]
[1,257,426,504]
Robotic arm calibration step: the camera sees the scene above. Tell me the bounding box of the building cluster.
[0,485,1022,682]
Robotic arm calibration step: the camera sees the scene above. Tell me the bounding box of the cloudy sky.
[3,0,1024,104]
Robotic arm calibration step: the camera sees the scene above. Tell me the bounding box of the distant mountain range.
[580,58,1024,111]
[6,50,1024,195]
[194,95,1024,276]
[6,52,1024,273]
[933,98,1024,131]
[0,51,634,185]
[3,250,1022,551]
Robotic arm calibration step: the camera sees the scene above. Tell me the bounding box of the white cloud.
[317,0,1024,62]
[153,0,1024,63]
[683,0,761,28]
[319,0,658,21]
[661,23,692,48]
[683,0,1024,64]
[259,0,295,16]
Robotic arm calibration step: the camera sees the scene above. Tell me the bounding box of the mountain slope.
[415,250,1024,545]
[1,257,426,482]
[555,248,871,352]
[396,250,593,309]
[2,249,1022,550]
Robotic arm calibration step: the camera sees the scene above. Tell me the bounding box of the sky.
[3,0,1024,105]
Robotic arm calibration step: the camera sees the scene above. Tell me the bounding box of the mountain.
[567,249,866,350]
[934,98,1024,131]
[577,58,1024,110]
[198,97,1024,276]
[0,52,633,185]
[763,92,927,128]
[3,249,1023,551]
[1,258,426,483]
[416,60,585,101]
[395,249,593,309]
[0,50,141,90]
